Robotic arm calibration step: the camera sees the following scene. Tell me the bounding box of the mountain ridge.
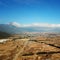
[0,24,60,34]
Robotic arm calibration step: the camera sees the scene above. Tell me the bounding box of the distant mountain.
[0,24,60,34]
[0,31,11,39]
[0,24,17,34]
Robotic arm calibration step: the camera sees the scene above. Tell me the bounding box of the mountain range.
[0,31,11,39]
[0,23,60,34]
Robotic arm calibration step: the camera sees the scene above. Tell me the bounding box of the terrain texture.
[0,33,60,60]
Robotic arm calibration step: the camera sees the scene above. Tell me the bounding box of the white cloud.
[8,22,60,28]
[8,22,22,27]
[22,23,60,27]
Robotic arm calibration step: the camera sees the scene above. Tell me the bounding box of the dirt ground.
[0,36,60,60]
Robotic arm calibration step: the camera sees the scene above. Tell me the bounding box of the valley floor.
[0,35,60,60]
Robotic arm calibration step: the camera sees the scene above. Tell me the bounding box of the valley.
[0,32,60,60]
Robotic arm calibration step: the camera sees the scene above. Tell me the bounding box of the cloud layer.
[8,22,21,27]
[8,22,60,28]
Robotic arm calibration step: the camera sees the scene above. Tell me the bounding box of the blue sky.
[0,0,60,24]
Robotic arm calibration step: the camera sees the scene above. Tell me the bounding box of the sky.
[0,0,60,24]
